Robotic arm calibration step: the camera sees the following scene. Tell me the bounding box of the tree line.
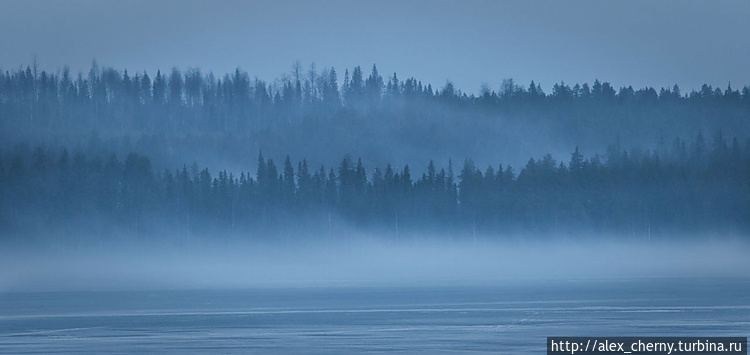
[1,62,749,170]
[2,131,748,245]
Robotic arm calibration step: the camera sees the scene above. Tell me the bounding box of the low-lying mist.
[2,233,747,292]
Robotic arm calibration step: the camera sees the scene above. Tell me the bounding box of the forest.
[1,62,749,170]
[0,62,749,245]
[1,131,748,245]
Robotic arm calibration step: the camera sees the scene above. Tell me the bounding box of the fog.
[2,2,748,352]
[3,235,748,292]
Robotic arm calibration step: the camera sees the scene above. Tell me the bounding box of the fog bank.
[2,237,747,292]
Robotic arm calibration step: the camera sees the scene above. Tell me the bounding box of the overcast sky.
[1,0,748,94]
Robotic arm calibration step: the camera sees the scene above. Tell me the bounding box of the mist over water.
[1,1,749,351]
[3,235,748,292]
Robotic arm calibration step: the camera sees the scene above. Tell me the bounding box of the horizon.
[2,0,749,94]
[4,59,747,98]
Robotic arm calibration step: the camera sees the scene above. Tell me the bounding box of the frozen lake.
[1,278,748,353]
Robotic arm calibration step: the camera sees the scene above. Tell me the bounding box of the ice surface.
[1,278,747,353]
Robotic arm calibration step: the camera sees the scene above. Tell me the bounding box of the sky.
[0,0,749,94]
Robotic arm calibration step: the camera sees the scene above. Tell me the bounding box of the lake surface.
[1,278,748,353]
